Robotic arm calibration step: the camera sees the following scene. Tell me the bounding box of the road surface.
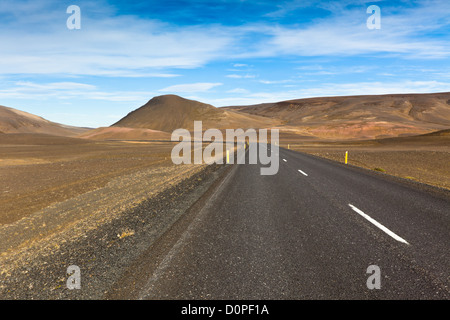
[116,146,450,299]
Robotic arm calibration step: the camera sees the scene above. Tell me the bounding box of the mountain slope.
[0,105,88,137]
[112,94,280,132]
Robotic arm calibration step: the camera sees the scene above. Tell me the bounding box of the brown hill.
[372,128,450,148]
[419,128,450,137]
[112,95,280,132]
[0,105,88,137]
[225,92,450,140]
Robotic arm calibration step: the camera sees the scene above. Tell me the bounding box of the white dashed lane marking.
[348,204,409,245]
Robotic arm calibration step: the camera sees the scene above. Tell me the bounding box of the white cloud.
[159,82,223,93]
[248,1,450,60]
[14,81,97,91]
[0,2,234,77]
[265,0,385,18]
[0,81,155,102]
[259,79,293,84]
[251,80,450,102]
[1,0,449,80]
[226,74,256,79]
[266,24,449,59]
[296,81,450,97]
[227,88,250,94]
[207,80,450,107]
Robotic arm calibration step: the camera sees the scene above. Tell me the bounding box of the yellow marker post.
[345,151,348,164]
[226,150,230,164]
[288,144,290,149]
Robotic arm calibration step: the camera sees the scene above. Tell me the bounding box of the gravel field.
[0,139,229,299]
[0,160,227,299]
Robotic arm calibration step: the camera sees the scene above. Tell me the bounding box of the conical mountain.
[112,95,279,132]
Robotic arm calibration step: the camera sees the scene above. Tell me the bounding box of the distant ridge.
[224,92,450,139]
[0,105,88,137]
[3,92,449,141]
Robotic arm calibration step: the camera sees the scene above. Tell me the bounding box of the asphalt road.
[132,145,449,299]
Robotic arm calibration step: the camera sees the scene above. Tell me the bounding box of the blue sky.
[0,0,449,127]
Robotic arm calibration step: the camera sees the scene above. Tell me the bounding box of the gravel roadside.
[0,162,228,299]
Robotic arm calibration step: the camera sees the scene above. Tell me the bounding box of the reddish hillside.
[225,92,450,140]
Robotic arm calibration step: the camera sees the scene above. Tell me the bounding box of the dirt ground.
[0,159,227,299]
[0,140,176,225]
[0,137,234,264]
[0,137,230,297]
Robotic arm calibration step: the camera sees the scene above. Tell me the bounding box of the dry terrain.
[78,126,172,141]
[0,134,174,225]
[0,133,232,258]
[283,129,450,190]
[0,133,229,299]
[0,92,449,299]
